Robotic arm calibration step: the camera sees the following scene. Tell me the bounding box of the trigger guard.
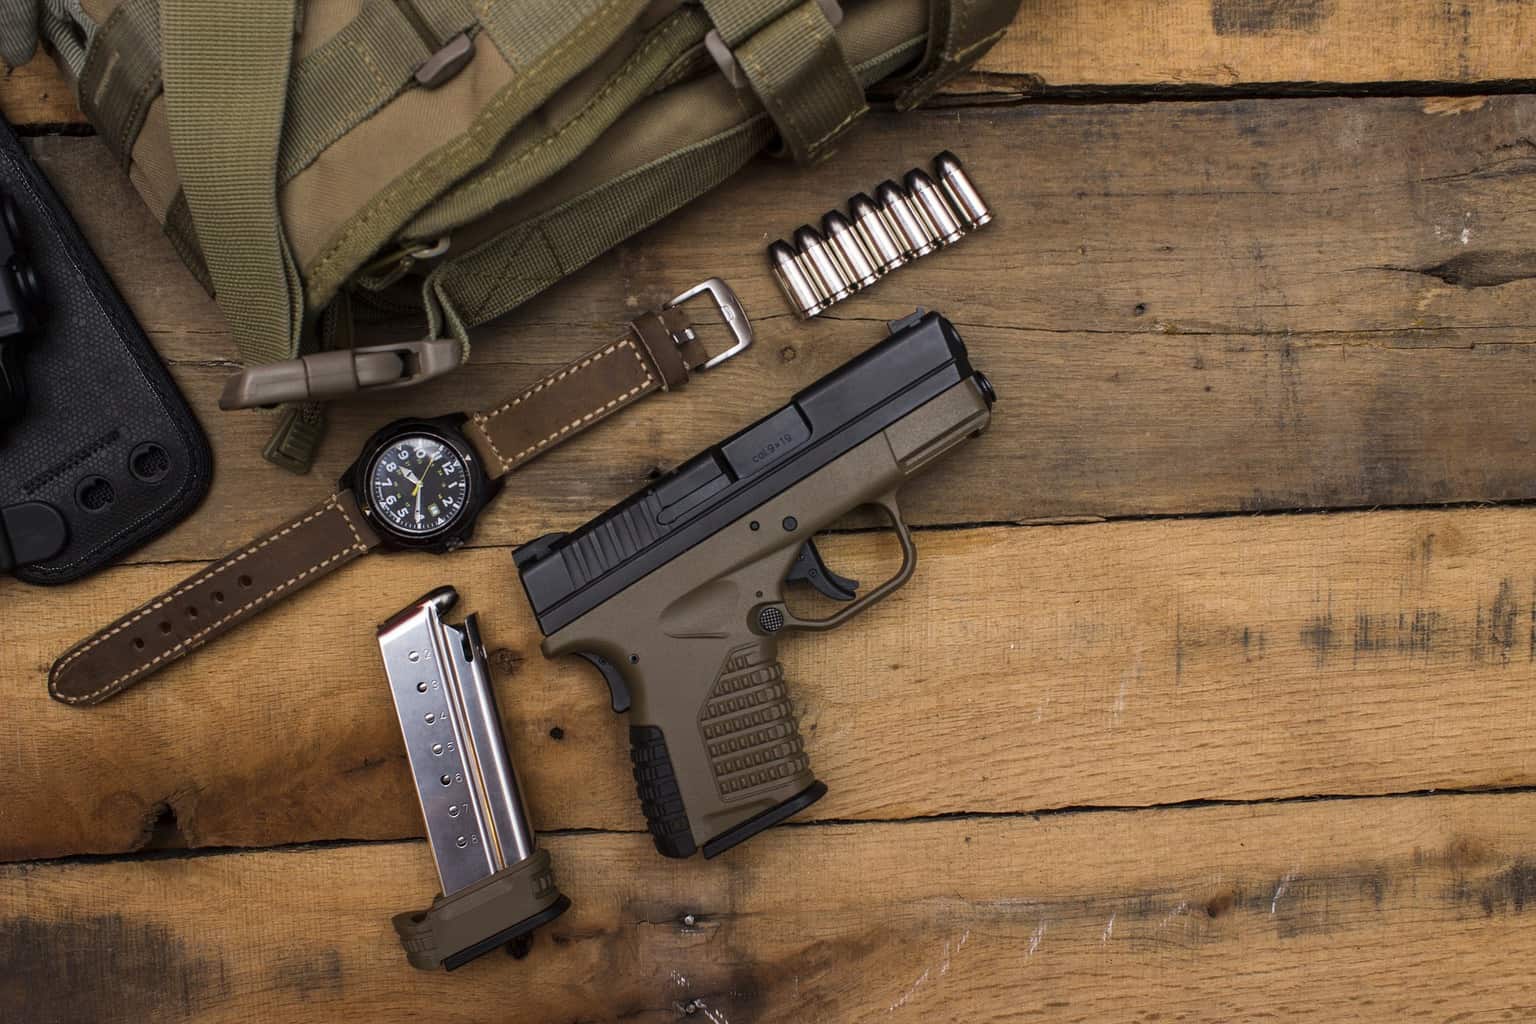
[774,496,916,634]
[575,651,631,713]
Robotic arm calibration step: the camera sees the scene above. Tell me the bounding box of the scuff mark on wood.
[491,648,524,676]
[1210,0,1334,38]
[272,949,344,1000]
[1413,250,1536,289]
[1422,96,1489,116]
[0,913,231,1020]
[1473,577,1520,662]
[1300,601,1337,668]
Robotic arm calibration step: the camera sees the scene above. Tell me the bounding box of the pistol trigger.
[574,652,631,713]
[787,539,859,602]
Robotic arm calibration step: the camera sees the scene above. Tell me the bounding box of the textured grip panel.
[700,645,811,801]
[629,725,697,858]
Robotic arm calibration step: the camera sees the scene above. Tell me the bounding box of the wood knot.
[1205,892,1236,918]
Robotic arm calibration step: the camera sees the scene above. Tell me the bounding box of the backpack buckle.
[415,32,474,88]
[219,338,463,410]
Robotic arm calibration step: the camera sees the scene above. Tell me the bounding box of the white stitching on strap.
[473,335,656,473]
[50,495,371,704]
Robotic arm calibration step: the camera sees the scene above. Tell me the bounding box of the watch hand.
[412,453,441,497]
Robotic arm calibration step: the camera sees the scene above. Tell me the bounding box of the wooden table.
[5,4,1536,1020]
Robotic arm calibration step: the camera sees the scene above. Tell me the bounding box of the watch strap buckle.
[664,277,753,371]
[219,338,463,410]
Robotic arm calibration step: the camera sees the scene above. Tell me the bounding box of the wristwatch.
[50,279,752,706]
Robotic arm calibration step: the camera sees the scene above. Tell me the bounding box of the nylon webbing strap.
[420,0,939,337]
[0,4,38,70]
[302,0,649,320]
[476,0,611,73]
[280,0,478,182]
[408,0,474,43]
[162,189,211,292]
[76,0,160,169]
[426,117,772,339]
[2,0,90,76]
[894,0,1017,109]
[162,0,304,369]
[701,0,865,164]
[403,6,709,241]
[700,0,788,44]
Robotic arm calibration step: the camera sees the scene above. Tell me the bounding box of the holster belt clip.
[219,338,462,410]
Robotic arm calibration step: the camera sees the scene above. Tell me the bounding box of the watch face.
[365,433,472,538]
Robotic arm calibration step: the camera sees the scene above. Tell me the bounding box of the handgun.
[514,310,995,858]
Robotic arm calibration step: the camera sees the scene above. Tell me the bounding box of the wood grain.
[976,0,1536,94]
[13,1,1536,126]
[0,58,81,126]
[20,93,1536,563]
[4,791,1535,1022]
[7,505,1536,860]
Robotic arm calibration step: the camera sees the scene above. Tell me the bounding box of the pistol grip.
[627,638,825,859]
[628,724,695,856]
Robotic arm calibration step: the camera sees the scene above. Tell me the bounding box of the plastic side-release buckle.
[219,338,463,410]
[415,32,474,87]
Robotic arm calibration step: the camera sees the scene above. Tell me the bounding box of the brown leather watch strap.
[463,305,710,479]
[49,491,381,706]
[52,280,753,707]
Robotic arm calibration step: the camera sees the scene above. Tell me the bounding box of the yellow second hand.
[412,453,441,497]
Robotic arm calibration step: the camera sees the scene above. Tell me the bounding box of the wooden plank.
[7,505,1536,860]
[14,2,1536,125]
[22,93,1536,562]
[0,58,82,126]
[4,792,1536,1022]
[974,0,1536,94]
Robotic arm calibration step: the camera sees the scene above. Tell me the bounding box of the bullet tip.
[903,168,937,191]
[822,210,854,234]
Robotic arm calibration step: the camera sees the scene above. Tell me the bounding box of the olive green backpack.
[3,0,1019,470]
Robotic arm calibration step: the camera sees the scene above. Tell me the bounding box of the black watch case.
[342,415,499,552]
